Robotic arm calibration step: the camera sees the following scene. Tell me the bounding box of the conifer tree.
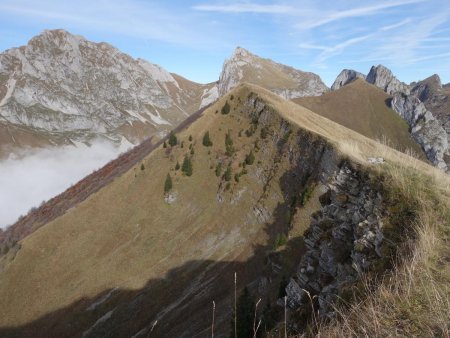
[224,165,232,181]
[215,162,222,177]
[182,155,193,176]
[245,150,255,165]
[202,131,213,147]
[164,173,172,193]
[175,161,180,171]
[221,100,231,114]
[168,131,177,147]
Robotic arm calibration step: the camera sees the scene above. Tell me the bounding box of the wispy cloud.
[193,3,294,14]
[0,0,220,47]
[295,0,424,29]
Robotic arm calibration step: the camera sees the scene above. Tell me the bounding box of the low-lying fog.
[0,141,130,229]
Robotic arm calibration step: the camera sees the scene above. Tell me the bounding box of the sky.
[0,0,449,86]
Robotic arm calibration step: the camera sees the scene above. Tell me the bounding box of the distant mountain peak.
[218,47,329,98]
[366,64,410,95]
[0,29,213,155]
[331,69,365,90]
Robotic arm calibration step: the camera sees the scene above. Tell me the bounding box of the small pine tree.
[245,151,255,165]
[221,100,231,115]
[224,165,232,181]
[189,135,193,142]
[181,141,184,148]
[175,161,180,170]
[215,162,222,177]
[140,163,145,171]
[168,131,177,147]
[164,173,173,193]
[225,132,234,156]
[190,147,195,155]
[163,141,167,148]
[202,131,213,147]
[182,155,193,176]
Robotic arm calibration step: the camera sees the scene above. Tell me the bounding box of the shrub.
[202,131,213,147]
[190,147,195,155]
[234,173,240,182]
[181,155,193,176]
[140,163,145,171]
[274,233,287,249]
[215,162,222,177]
[224,165,232,181]
[189,135,193,142]
[225,132,235,156]
[163,141,167,148]
[260,126,269,139]
[300,184,315,206]
[164,173,173,193]
[221,100,231,115]
[168,131,177,146]
[175,161,180,171]
[245,151,255,165]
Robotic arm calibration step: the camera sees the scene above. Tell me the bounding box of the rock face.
[366,65,410,95]
[0,29,213,153]
[391,93,449,170]
[218,47,329,99]
[331,69,366,90]
[286,163,388,319]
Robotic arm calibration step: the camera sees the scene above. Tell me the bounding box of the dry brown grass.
[0,83,448,336]
[293,79,425,159]
[234,84,450,337]
[313,164,450,337]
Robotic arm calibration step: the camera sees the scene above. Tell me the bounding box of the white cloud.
[0,142,127,229]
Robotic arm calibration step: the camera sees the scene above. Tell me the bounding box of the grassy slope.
[293,78,425,158]
[0,84,448,336]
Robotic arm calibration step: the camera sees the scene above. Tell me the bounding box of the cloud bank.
[0,142,127,229]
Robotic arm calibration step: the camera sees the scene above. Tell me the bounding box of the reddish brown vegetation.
[0,104,209,257]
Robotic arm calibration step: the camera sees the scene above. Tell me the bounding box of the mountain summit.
[0,29,214,154]
[218,47,329,99]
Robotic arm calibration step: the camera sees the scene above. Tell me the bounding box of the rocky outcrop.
[218,47,329,99]
[331,69,365,90]
[391,93,449,170]
[366,65,410,95]
[0,29,211,151]
[285,163,388,319]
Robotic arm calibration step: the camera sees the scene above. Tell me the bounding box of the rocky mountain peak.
[0,29,212,155]
[218,46,329,98]
[366,64,410,95]
[231,46,252,59]
[331,69,366,90]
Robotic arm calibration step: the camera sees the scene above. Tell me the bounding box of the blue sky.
[0,0,449,86]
